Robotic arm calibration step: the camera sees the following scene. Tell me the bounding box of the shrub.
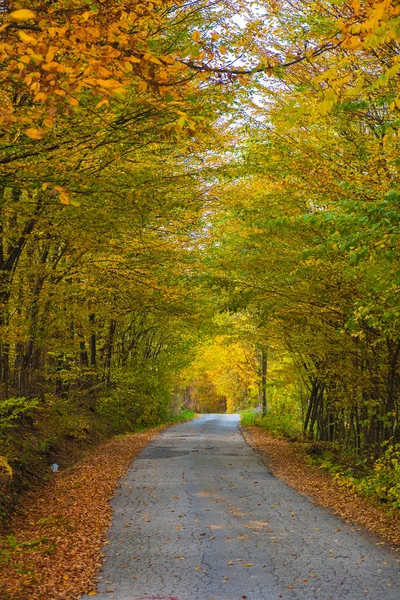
[240,409,303,440]
[356,443,400,509]
[0,397,40,436]
[97,368,171,432]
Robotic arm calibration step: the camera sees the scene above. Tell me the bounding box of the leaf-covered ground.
[242,426,400,551]
[0,424,174,600]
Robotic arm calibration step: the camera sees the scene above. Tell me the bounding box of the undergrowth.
[240,409,303,440]
[309,443,400,512]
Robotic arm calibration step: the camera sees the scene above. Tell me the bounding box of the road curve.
[81,414,400,600]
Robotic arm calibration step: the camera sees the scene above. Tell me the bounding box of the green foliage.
[166,409,197,424]
[240,410,260,427]
[98,369,172,432]
[0,535,56,570]
[308,443,400,512]
[240,409,303,440]
[0,398,40,436]
[0,382,190,519]
[355,444,400,509]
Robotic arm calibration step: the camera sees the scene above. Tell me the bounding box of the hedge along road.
[81,414,400,600]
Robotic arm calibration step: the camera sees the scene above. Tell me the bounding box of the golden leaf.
[60,193,70,205]
[18,31,37,45]
[96,99,110,109]
[10,9,36,21]
[0,456,12,478]
[111,89,126,99]
[35,92,48,102]
[46,48,57,63]
[42,61,61,71]
[24,128,45,139]
[192,31,201,42]
[97,79,121,89]
[30,53,44,62]
[81,11,94,22]
[343,36,360,49]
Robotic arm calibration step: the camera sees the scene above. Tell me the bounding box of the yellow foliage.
[10,9,36,21]
[0,456,12,478]
[24,128,45,139]
[183,330,259,414]
[18,31,37,45]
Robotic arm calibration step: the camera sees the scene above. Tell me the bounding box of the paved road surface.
[81,414,400,600]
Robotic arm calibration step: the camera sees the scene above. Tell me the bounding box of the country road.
[81,414,400,600]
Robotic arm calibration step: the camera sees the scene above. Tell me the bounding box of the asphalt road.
[81,414,400,600]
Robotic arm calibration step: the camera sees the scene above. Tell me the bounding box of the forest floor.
[242,425,400,550]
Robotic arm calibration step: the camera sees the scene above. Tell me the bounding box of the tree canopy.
[1,0,399,504]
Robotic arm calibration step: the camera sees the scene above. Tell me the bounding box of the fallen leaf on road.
[244,520,269,529]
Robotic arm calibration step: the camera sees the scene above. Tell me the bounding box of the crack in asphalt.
[80,414,400,600]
